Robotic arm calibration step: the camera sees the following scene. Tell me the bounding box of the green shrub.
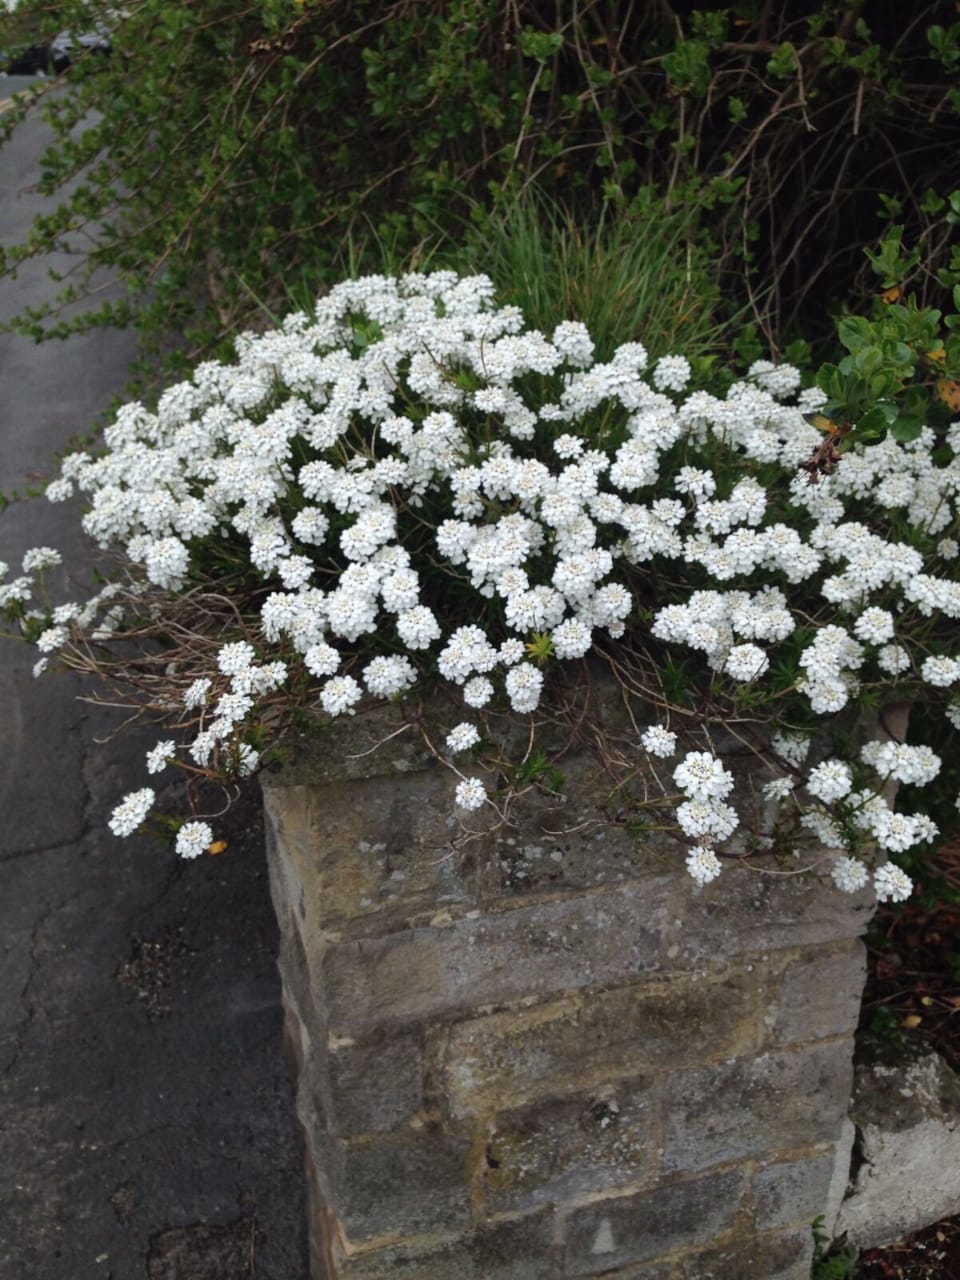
[0,1,958,374]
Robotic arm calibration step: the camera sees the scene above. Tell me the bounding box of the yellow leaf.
[929,346,946,364]
[208,840,228,856]
[921,995,935,1006]
[901,1014,922,1029]
[881,286,900,304]
[806,413,839,435]
[938,378,960,413]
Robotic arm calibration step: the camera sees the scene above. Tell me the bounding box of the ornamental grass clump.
[3,271,959,898]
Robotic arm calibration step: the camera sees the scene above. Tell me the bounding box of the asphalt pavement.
[0,95,307,1279]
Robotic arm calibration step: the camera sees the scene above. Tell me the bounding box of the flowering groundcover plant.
[4,270,959,901]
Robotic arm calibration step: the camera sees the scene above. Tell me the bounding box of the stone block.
[563,1167,745,1275]
[263,775,468,939]
[324,1029,424,1136]
[483,1076,659,1213]
[480,765,680,901]
[321,877,675,1035]
[674,866,872,966]
[661,1040,854,1175]
[333,1127,472,1244]
[675,1227,812,1280]
[263,705,437,787]
[334,1208,559,1279]
[767,942,866,1046]
[837,1048,960,1248]
[436,968,763,1120]
[751,1150,837,1231]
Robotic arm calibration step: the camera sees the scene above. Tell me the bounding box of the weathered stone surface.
[483,1076,659,1212]
[674,867,873,965]
[436,968,763,1120]
[573,1266,673,1280]
[675,1227,811,1280]
[751,1149,837,1231]
[335,1127,472,1243]
[263,712,870,1278]
[837,1047,960,1248]
[767,942,866,1046]
[324,1029,424,1136]
[563,1168,745,1275]
[335,1208,559,1278]
[263,707,436,787]
[481,769,680,900]
[321,877,675,1035]
[262,774,467,938]
[661,1040,854,1174]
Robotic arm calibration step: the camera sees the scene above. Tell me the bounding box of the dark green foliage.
[0,1,958,378]
[811,1214,858,1279]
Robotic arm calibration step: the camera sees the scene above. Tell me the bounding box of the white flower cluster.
[7,271,958,894]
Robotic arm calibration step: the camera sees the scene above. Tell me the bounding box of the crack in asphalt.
[2,896,60,1078]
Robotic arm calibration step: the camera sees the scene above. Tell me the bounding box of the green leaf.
[855,404,894,440]
[890,415,924,442]
[728,95,747,124]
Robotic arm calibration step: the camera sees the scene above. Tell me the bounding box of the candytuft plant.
[3,269,959,899]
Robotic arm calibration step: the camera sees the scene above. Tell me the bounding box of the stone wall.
[262,708,871,1279]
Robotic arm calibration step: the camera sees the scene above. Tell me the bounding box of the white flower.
[143,536,189,589]
[36,625,68,653]
[463,676,494,708]
[304,643,340,678]
[217,641,256,676]
[831,856,869,894]
[653,355,691,393]
[723,643,769,681]
[278,555,315,589]
[551,617,593,660]
[853,608,895,645]
[231,743,260,777]
[320,675,363,716]
[686,845,722,886]
[396,605,441,650]
[873,863,913,903]
[806,760,853,803]
[686,844,727,885]
[22,546,62,573]
[762,776,794,801]
[676,799,739,841]
[771,732,810,766]
[877,644,911,675]
[641,725,677,758]
[32,657,48,678]
[861,740,941,786]
[176,820,213,860]
[921,655,960,687]
[45,478,73,503]
[146,740,176,775]
[505,663,543,713]
[673,752,735,803]
[184,678,212,709]
[446,722,480,753]
[363,655,417,698]
[552,321,595,367]
[553,434,584,460]
[455,777,487,811]
[108,787,155,837]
